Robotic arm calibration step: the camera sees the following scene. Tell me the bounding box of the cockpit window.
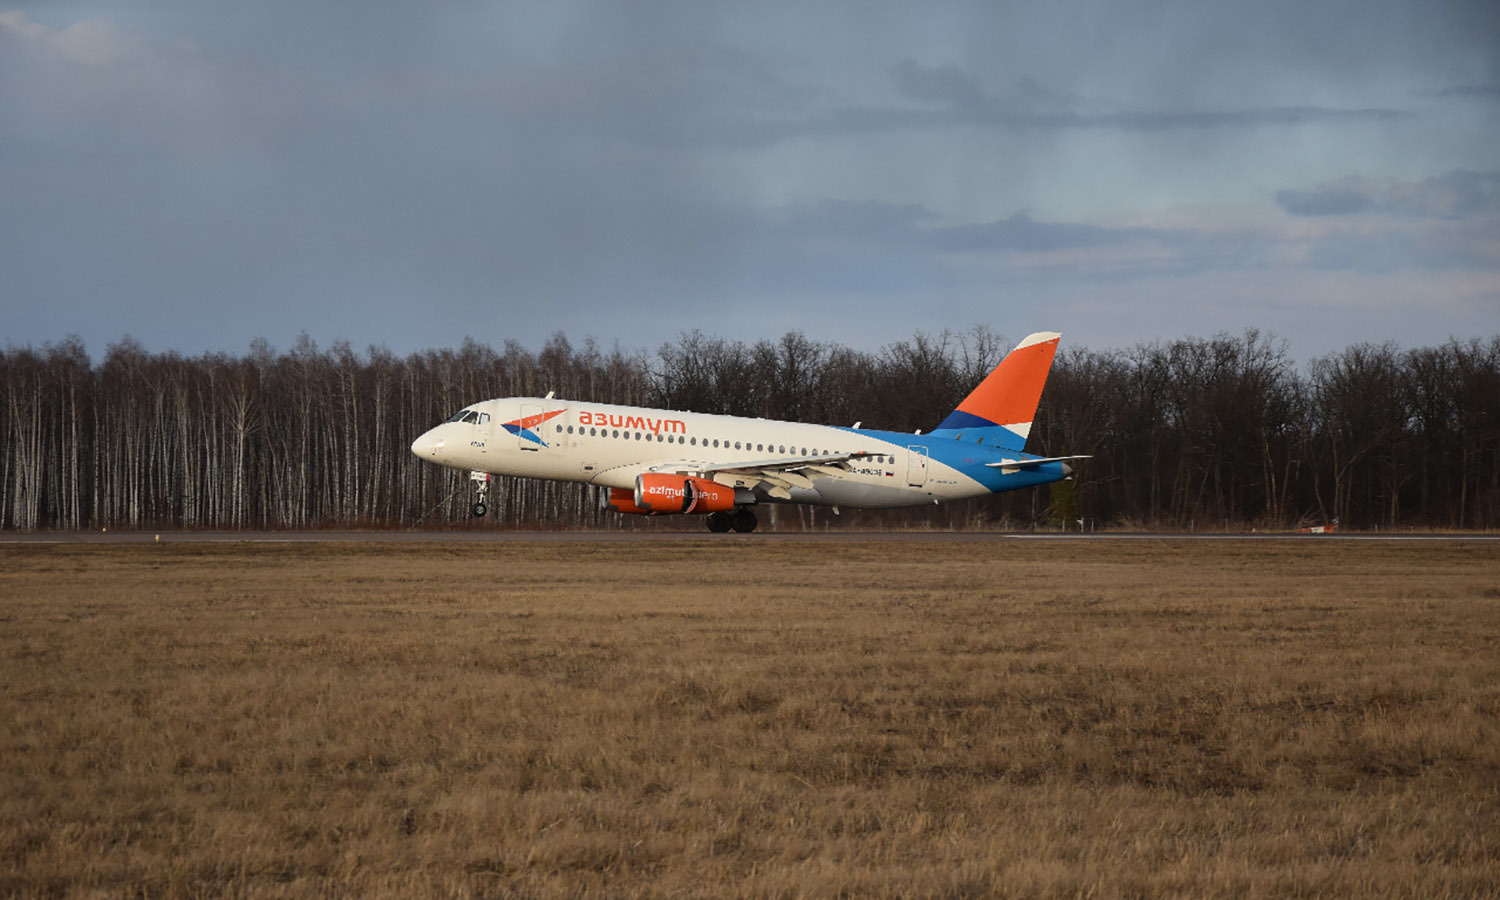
[461,411,480,423]
[445,409,471,423]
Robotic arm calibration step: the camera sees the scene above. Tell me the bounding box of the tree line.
[3,328,1497,531]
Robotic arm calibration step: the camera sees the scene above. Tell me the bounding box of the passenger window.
[612,430,619,438]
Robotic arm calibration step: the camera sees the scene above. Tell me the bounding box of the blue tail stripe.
[934,409,998,431]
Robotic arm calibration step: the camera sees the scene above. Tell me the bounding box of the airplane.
[409,331,1085,532]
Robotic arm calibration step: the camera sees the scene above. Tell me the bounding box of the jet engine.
[623,473,736,514]
[604,488,653,515]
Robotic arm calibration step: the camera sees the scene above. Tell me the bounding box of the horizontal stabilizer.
[985,455,1091,472]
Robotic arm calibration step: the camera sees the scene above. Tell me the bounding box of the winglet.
[933,331,1060,450]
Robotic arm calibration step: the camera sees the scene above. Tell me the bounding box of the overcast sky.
[2,0,1497,364]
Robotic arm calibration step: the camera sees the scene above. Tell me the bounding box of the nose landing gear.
[706,508,758,533]
[470,471,491,518]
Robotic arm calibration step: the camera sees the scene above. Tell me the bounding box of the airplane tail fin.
[932,331,1060,451]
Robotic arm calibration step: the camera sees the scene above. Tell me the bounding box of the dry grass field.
[2,538,1498,898]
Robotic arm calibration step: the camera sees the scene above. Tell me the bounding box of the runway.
[4,529,1497,544]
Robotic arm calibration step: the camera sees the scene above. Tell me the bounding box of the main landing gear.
[706,508,758,533]
[470,471,491,518]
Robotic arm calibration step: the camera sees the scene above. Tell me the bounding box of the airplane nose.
[1061,462,1073,477]
[410,430,444,458]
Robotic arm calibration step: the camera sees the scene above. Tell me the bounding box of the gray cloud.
[1435,84,1500,100]
[929,212,1173,253]
[1277,171,1500,219]
[1274,187,1375,217]
[864,58,1415,138]
[1,0,1496,363]
[808,103,1409,138]
[889,60,986,107]
[1299,221,1500,272]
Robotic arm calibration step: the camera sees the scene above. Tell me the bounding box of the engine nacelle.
[604,487,653,515]
[633,473,737,514]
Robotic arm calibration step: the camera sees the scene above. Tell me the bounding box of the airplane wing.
[644,451,871,498]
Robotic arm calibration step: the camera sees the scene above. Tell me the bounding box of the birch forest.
[3,328,1498,531]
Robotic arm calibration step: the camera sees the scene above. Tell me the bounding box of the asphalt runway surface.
[4,530,1497,544]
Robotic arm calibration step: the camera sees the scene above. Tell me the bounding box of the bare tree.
[2,329,1497,531]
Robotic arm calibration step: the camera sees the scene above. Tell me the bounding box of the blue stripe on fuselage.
[836,427,1069,495]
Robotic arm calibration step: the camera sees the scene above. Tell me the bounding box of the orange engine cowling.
[632,473,736,514]
[605,487,653,515]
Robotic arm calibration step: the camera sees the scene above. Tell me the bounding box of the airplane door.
[519,404,543,451]
[906,445,929,487]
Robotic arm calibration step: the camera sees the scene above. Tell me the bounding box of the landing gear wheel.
[706,512,733,533]
[731,508,758,533]
[469,471,492,521]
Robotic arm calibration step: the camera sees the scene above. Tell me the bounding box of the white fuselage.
[409,397,1008,509]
